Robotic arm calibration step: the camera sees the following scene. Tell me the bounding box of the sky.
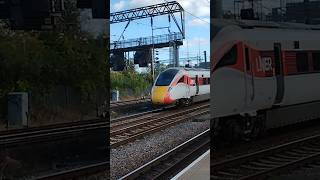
[109,0,307,68]
[110,0,210,67]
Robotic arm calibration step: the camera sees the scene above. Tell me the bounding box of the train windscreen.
[155,69,179,86]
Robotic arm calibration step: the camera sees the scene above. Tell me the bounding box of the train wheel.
[221,118,242,143]
[178,98,193,107]
[186,98,193,106]
[251,114,266,139]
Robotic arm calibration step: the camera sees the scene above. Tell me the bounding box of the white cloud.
[188,18,210,26]
[183,37,209,47]
[112,0,126,11]
[111,0,162,11]
[111,0,210,18]
[178,0,210,17]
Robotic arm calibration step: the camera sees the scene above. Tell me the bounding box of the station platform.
[171,150,210,180]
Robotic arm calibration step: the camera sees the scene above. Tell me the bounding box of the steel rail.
[119,129,210,180]
[211,134,320,180]
[36,161,108,180]
[111,105,209,148]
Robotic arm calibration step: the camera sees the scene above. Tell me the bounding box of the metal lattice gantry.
[111,32,183,52]
[110,1,185,38]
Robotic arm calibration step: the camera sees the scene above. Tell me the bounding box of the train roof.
[212,18,320,55]
[166,67,210,72]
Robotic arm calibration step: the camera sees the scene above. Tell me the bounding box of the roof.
[166,67,210,72]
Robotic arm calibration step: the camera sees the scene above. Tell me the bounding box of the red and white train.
[212,19,320,139]
[151,67,210,106]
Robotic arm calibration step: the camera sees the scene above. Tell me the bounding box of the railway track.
[110,98,150,109]
[211,133,320,180]
[35,161,108,180]
[110,103,209,148]
[110,105,175,123]
[119,129,210,180]
[0,119,107,147]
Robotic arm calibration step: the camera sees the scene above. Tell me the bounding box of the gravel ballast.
[110,117,210,179]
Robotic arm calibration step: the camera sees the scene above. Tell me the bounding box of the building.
[286,0,320,24]
[80,9,107,37]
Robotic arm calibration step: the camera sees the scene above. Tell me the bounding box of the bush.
[110,71,152,98]
[0,30,108,119]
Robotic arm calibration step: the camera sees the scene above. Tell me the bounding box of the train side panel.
[281,74,320,105]
[212,67,247,117]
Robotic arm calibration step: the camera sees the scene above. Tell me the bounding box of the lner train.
[211,19,320,140]
[151,68,210,106]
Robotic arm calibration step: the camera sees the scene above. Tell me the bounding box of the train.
[211,19,320,140]
[151,67,210,106]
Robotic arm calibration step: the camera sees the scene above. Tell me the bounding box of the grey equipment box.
[7,92,28,127]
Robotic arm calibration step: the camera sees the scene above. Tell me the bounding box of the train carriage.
[152,67,210,106]
[211,19,320,139]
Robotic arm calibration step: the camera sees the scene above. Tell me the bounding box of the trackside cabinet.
[7,92,28,127]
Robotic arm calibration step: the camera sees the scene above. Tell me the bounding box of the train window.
[203,78,207,85]
[215,45,237,69]
[178,76,184,84]
[313,53,320,71]
[155,69,179,86]
[201,78,205,85]
[296,52,309,73]
[201,78,208,85]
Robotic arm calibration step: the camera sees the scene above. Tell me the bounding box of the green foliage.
[111,71,152,98]
[0,30,108,116]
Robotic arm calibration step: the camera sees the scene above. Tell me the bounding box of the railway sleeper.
[300,146,320,152]
[216,170,240,177]
[226,167,255,174]
[210,175,230,180]
[257,158,286,166]
[240,164,269,171]
[292,149,317,155]
[274,154,301,160]
[249,161,278,168]
[267,155,296,162]
[286,150,313,156]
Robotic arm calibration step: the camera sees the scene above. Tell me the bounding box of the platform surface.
[171,150,210,180]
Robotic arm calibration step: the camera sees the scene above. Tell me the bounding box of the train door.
[244,46,255,107]
[195,75,199,95]
[185,75,190,98]
[274,43,285,104]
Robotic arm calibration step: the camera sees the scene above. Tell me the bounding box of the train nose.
[151,86,173,104]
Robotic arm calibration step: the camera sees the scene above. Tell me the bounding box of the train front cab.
[151,69,178,105]
[212,40,287,141]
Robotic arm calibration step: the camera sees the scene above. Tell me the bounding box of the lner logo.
[256,56,272,72]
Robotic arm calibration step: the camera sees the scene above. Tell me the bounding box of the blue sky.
[110,0,210,66]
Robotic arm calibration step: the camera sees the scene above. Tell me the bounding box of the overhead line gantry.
[110,1,185,38]
[110,1,186,81]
